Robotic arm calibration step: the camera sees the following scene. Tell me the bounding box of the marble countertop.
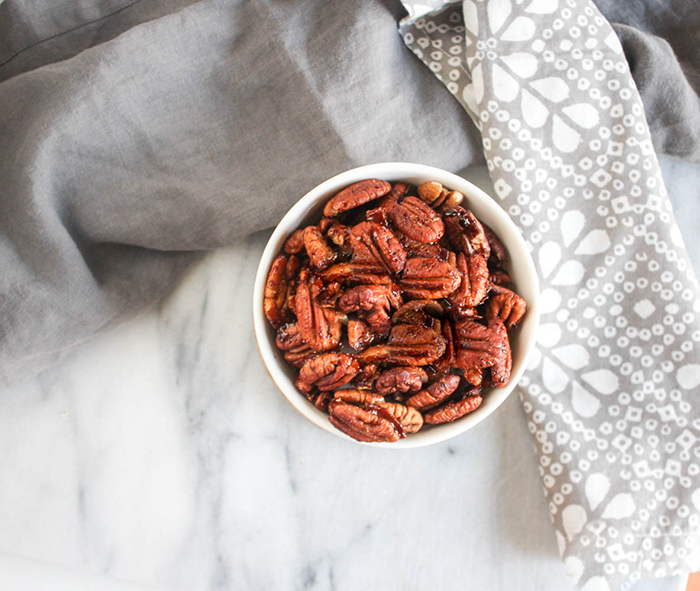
[0,158,697,591]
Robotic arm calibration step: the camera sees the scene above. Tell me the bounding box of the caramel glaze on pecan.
[263,178,528,442]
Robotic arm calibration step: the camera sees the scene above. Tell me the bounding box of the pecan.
[347,319,374,351]
[400,257,461,300]
[392,300,444,325]
[386,196,445,243]
[340,283,402,339]
[324,179,392,217]
[378,181,410,207]
[374,366,428,396]
[333,388,385,406]
[443,206,491,258]
[394,229,450,259]
[448,252,489,309]
[283,229,306,255]
[353,363,380,389]
[275,323,305,350]
[485,284,527,330]
[303,226,336,270]
[349,221,407,274]
[283,344,316,368]
[328,400,402,443]
[325,222,352,255]
[483,224,507,266]
[407,374,461,411]
[298,352,360,391]
[264,255,292,328]
[464,368,484,387]
[359,323,446,366]
[433,318,457,374]
[424,392,483,425]
[321,262,390,284]
[378,401,423,433]
[489,268,513,287]
[314,392,332,412]
[295,270,344,351]
[454,318,512,387]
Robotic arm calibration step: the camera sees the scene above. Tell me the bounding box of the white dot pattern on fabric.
[400,0,700,588]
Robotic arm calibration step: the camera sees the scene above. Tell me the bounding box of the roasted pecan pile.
[264,178,527,443]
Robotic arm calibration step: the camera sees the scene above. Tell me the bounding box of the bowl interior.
[253,163,540,448]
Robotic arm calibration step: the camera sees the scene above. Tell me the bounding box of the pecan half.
[333,388,385,406]
[340,284,402,339]
[464,368,484,387]
[323,179,392,217]
[378,181,410,207]
[314,392,332,412]
[298,352,360,391]
[283,229,305,255]
[353,363,379,389]
[424,391,483,425]
[295,270,344,351]
[485,284,527,330]
[374,366,429,396]
[303,226,336,270]
[489,268,513,288]
[321,262,390,284]
[400,257,461,300]
[378,401,424,433]
[328,400,402,443]
[386,196,445,243]
[359,323,446,366]
[349,221,407,274]
[264,255,292,328]
[443,206,491,259]
[347,318,374,351]
[391,299,444,325]
[433,318,457,374]
[448,252,489,309]
[394,229,450,259]
[284,344,316,368]
[275,323,305,350]
[483,224,507,266]
[454,318,512,387]
[407,374,461,411]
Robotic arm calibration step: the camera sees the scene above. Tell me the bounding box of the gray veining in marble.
[0,156,696,591]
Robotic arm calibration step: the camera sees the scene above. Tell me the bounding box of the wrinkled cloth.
[1,0,700,385]
[399,0,700,589]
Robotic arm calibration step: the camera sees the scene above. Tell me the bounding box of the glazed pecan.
[443,206,491,259]
[264,255,292,329]
[483,224,507,267]
[347,318,374,351]
[353,363,379,389]
[298,352,360,391]
[394,229,450,260]
[275,323,305,351]
[448,252,489,309]
[454,318,512,387]
[283,344,316,368]
[325,222,352,253]
[434,318,457,375]
[333,388,385,406]
[400,257,461,300]
[485,284,527,330]
[349,221,407,274]
[374,366,428,396]
[321,262,390,284]
[359,323,446,366]
[295,270,344,351]
[378,181,409,207]
[378,401,424,433]
[328,400,402,443]
[392,299,444,325]
[386,196,445,243]
[464,368,484,387]
[424,391,483,425]
[340,284,402,338]
[489,268,513,288]
[283,229,305,255]
[303,226,336,270]
[323,179,391,217]
[314,392,332,412]
[407,374,461,411]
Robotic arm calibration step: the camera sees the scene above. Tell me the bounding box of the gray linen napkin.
[399,1,700,588]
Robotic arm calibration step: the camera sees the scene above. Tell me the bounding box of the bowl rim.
[252,162,540,448]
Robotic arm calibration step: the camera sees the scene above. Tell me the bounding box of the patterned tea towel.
[399,1,700,589]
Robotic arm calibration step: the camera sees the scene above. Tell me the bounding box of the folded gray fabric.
[0,0,699,388]
[0,0,483,384]
[399,0,700,588]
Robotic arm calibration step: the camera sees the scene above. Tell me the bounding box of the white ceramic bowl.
[253,163,540,448]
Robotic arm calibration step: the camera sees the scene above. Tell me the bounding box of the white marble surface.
[0,157,697,591]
